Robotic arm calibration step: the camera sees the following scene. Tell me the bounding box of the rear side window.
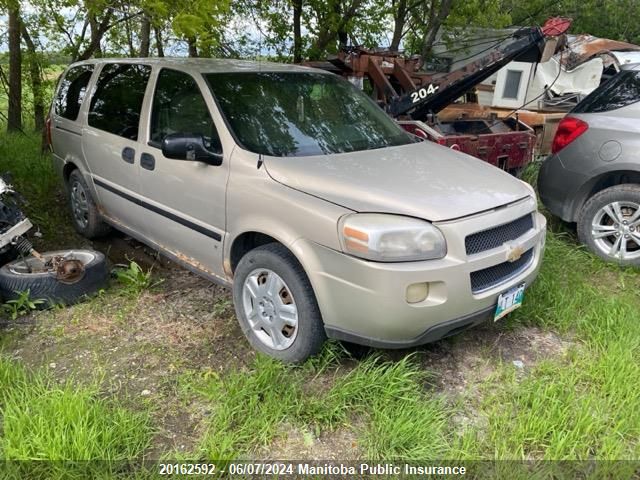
[573,70,640,113]
[150,69,220,149]
[88,63,151,140]
[54,65,94,120]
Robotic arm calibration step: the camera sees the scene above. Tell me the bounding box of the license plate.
[494,283,525,321]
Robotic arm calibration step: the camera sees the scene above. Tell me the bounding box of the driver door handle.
[140,153,155,171]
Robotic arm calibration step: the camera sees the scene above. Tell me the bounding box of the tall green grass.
[0,357,152,478]
[181,352,451,460]
[0,131,76,247]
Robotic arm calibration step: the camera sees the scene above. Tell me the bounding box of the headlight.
[338,213,446,262]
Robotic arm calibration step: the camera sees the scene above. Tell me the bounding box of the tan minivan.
[49,58,546,362]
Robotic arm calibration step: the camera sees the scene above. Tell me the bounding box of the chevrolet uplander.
[49,58,546,362]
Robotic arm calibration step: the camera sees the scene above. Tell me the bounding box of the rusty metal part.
[560,34,640,70]
[55,258,86,284]
[29,249,46,262]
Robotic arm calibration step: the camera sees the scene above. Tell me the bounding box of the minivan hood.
[264,141,531,222]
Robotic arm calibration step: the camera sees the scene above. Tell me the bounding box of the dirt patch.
[258,422,362,460]
[418,322,572,396]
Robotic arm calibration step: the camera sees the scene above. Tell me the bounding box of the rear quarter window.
[573,70,640,114]
[54,65,94,120]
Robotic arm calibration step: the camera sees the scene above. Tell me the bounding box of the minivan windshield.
[204,72,413,157]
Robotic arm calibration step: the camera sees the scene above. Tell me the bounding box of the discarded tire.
[0,249,109,306]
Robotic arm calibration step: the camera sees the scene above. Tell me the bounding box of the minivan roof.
[68,57,322,74]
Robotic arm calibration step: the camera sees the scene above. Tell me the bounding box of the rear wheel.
[67,169,111,239]
[232,243,326,363]
[577,184,640,265]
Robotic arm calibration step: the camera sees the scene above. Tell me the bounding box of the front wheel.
[577,184,640,266]
[232,243,326,363]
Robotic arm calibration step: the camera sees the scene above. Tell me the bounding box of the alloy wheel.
[591,201,640,260]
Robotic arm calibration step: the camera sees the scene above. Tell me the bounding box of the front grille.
[470,248,534,293]
[465,214,534,255]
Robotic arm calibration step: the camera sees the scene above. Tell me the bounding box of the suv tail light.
[551,116,588,154]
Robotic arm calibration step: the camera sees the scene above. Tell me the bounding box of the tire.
[67,169,111,239]
[0,250,109,306]
[232,243,326,363]
[577,184,640,266]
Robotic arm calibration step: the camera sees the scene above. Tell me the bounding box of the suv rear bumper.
[292,200,546,346]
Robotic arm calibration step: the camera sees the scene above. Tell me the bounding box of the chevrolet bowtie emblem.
[507,244,525,263]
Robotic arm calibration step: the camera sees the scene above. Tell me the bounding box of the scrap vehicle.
[305,18,571,175]
[0,175,107,307]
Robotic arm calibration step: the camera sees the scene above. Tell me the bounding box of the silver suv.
[49,58,546,362]
[539,64,640,265]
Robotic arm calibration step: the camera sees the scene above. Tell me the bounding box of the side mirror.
[161,133,223,166]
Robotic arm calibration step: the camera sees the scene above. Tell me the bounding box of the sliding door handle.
[122,147,135,164]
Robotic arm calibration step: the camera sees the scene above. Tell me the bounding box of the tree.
[21,25,45,131]
[6,0,22,132]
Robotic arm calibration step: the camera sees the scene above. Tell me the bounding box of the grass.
[180,351,451,460]
[0,357,152,479]
[0,131,76,248]
[471,233,640,461]
[0,131,638,476]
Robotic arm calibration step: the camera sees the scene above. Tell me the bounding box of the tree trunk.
[7,4,22,132]
[76,10,113,61]
[188,37,198,57]
[420,0,454,60]
[21,25,45,132]
[390,0,408,51]
[155,26,165,57]
[292,0,303,63]
[139,14,151,57]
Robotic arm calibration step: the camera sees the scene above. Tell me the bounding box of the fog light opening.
[406,282,429,304]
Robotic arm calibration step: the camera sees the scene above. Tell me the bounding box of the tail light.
[551,116,588,154]
[45,116,53,150]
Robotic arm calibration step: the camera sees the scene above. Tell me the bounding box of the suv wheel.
[232,243,326,363]
[578,184,640,265]
[67,170,111,239]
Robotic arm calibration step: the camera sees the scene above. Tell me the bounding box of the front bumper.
[292,197,546,348]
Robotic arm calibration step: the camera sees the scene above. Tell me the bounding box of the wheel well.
[62,162,78,183]
[229,232,281,273]
[573,170,640,220]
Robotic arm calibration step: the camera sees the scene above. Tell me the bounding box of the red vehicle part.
[399,119,536,175]
[551,116,588,154]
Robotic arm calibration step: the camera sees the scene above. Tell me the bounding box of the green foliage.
[504,0,640,45]
[0,357,151,477]
[113,261,160,295]
[2,290,45,320]
[0,131,75,246]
